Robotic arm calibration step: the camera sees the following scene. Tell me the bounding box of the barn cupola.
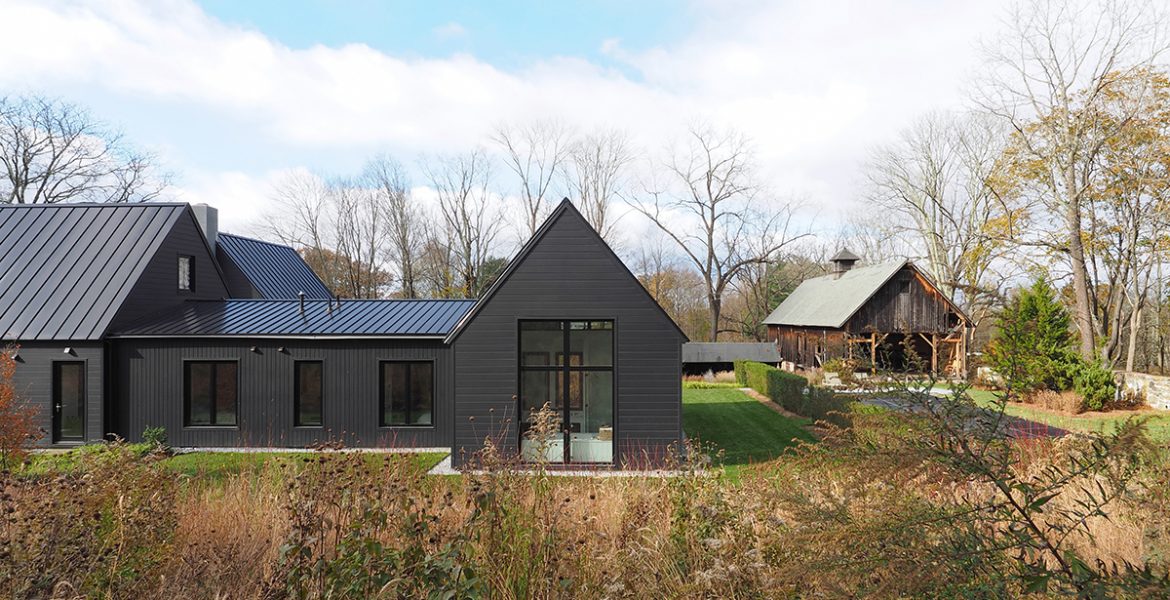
[830,248,860,277]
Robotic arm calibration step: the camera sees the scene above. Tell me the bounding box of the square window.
[185,361,237,426]
[380,361,433,426]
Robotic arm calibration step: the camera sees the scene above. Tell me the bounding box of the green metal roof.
[762,259,908,328]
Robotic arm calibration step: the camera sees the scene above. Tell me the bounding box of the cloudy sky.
[0,0,1012,241]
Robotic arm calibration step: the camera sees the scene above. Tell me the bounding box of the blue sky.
[0,0,1011,241]
[199,0,688,71]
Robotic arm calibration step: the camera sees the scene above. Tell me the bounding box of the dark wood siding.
[451,207,685,467]
[9,342,104,446]
[767,326,845,368]
[109,212,229,331]
[845,266,956,334]
[112,338,453,448]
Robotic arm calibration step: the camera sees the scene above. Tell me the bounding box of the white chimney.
[191,203,218,255]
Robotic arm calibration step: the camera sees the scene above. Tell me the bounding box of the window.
[185,361,237,426]
[518,320,614,463]
[295,361,323,427]
[178,255,194,291]
[380,361,433,426]
[898,278,911,295]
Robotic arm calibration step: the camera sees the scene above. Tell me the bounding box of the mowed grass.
[682,387,815,474]
[957,386,1170,441]
[24,448,449,481]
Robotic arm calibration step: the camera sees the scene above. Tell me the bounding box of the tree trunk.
[1126,304,1141,372]
[1065,175,1096,361]
[708,295,721,342]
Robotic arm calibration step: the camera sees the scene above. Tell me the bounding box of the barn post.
[930,333,938,375]
[870,332,878,373]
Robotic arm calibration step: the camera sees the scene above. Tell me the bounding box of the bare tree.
[0,95,167,204]
[491,119,573,237]
[975,0,1169,360]
[422,149,503,298]
[632,123,808,341]
[261,170,391,298]
[865,111,1016,326]
[566,129,634,245]
[364,155,423,298]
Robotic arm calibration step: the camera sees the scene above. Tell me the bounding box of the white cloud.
[0,0,1013,234]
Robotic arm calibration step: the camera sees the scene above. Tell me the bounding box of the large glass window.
[381,361,433,426]
[295,361,323,427]
[519,320,614,463]
[185,361,237,426]
[178,255,193,291]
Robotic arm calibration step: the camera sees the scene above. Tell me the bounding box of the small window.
[178,255,194,291]
[185,361,237,426]
[295,361,323,427]
[898,278,911,295]
[380,361,433,426]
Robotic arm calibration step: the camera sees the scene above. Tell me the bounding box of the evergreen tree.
[987,279,1079,395]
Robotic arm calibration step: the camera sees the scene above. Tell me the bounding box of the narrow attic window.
[178,255,194,292]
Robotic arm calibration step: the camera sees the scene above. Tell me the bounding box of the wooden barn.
[762,250,970,376]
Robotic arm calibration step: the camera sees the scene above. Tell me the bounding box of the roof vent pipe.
[191,203,219,256]
[298,291,305,314]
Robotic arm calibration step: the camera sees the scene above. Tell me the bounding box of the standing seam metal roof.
[216,233,332,299]
[111,299,478,337]
[0,203,187,341]
[762,260,909,328]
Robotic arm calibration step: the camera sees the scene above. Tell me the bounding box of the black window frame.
[294,360,324,428]
[379,360,435,427]
[51,360,86,443]
[183,360,239,427]
[517,319,616,464]
[178,254,195,292]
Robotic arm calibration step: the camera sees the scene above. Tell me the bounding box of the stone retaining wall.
[1117,371,1170,410]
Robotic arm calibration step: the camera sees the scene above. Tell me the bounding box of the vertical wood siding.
[452,208,685,467]
[113,338,453,448]
[845,266,958,333]
[9,343,105,446]
[109,211,229,331]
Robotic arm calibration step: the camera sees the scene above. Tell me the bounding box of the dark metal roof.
[0,203,188,341]
[112,298,477,338]
[217,233,332,299]
[682,342,781,364]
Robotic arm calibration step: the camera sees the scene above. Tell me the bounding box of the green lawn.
[682,387,815,474]
[24,447,449,480]
[954,387,1170,441]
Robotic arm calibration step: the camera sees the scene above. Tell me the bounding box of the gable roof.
[444,198,688,344]
[762,259,909,328]
[112,298,476,338]
[682,342,780,364]
[217,233,332,299]
[0,203,200,341]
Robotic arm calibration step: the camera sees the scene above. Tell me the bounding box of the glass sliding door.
[519,320,614,464]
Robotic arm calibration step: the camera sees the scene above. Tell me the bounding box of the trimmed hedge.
[735,361,853,426]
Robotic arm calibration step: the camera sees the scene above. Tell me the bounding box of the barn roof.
[217,233,332,299]
[112,298,476,338]
[762,259,909,328]
[0,203,193,341]
[681,342,780,364]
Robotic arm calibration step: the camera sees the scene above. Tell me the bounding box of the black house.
[1,200,687,468]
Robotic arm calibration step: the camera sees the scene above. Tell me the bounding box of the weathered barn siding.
[112,338,453,448]
[109,211,229,332]
[451,205,685,467]
[10,343,105,446]
[767,327,846,368]
[845,267,958,333]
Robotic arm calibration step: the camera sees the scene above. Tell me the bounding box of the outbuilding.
[762,250,970,376]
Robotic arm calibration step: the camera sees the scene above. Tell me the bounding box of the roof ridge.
[0,202,191,209]
[218,231,301,251]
